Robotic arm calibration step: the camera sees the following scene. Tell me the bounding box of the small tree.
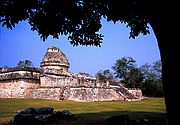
[139,60,163,97]
[112,57,143,88]
[95,69,114,81]
[17,60,34,68]
[126,67,144,88]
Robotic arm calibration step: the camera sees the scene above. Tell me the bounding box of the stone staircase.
[111,82,139,101]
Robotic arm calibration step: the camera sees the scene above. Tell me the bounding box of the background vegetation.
[96,57,163,97]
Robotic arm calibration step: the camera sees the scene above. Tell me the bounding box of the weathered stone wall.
[40,69,98,88]
[68,87,124,102]
[27,87,62,100]
[128,89,143,99]
[27,87,124,102]
[0,67,40,98]
[0,79,40,98]
[0,67,143,101]
[40,74,77,87]
[27,87,71,101]
[41,65,68,72]
[40,73,108,88]
[0,70,40,80]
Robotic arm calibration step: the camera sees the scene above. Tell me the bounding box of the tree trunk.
[150,16,178,125]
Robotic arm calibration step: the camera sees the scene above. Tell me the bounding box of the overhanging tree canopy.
[1,0,167,45]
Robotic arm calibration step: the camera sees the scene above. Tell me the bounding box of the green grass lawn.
[0,97,166,125]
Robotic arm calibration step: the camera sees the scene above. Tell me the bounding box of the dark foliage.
[0,0,166,46]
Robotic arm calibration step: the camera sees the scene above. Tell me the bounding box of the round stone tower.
[40,46,70,72]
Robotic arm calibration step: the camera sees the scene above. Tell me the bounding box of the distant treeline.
[95,57,163,97]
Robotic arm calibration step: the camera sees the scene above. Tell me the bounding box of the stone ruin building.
[0,46,143,102]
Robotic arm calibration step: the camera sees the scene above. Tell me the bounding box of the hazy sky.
[0,19,160,76]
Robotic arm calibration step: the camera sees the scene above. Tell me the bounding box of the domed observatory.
[40,46,70,72]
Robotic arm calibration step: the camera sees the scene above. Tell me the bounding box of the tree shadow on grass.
[1,111,167,125]
[49,111,167,125]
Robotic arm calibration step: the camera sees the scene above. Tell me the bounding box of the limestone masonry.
[0,46,143,102]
